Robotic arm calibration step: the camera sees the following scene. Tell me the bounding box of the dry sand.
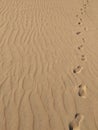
[0,0,98,130]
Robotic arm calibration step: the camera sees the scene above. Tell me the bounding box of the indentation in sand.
[78,84,87,98]
[69,113,84,130]
[81,55,87,61]
[73,66,83,74]
[78,45,83,50]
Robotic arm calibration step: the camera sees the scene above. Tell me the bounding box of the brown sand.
[0,0,98,130]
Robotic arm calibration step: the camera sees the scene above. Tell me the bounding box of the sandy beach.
[0,0,98,130]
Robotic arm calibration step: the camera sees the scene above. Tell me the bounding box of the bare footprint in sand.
[78,22,82,25]
[83,4,87,10]
[78,84,87,98]
[82,38,85,43]
[73,66,83,74]
[86,0,89,4]
[69,113,84,130]
[84,27,88,31]
[78,45,83,50]
[76,32,81,35]
[81,12,84,15]
[81,55,87,61]
[80,8,84,15]
[80,8,83,11]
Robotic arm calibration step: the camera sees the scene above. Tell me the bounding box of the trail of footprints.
[70,1,89,129]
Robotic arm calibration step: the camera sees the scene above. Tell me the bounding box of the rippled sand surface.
[0,0,98,130]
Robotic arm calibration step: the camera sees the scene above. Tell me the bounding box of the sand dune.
[0,0,98,130]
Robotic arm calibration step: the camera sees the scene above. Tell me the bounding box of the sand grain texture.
[0,0,98,130]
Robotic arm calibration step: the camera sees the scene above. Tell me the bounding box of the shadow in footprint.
[76,32,81,35]
[73,66,83,74]
[69,125,73,130]
[82,38,85,43]
[78,45,83,50]
[78,84,87,98]
[69,113,84,130]
[81,55,87,61]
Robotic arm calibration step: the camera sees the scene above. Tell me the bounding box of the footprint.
[78,45,83,50]
[80,8,83,11]
[73,66,83,74]
[75,113,84,123]
[81,12,84,15]
[69,113,84,130]
[84,27,88,31]
[78,84,87,98]
[78,21,82,25]
[76,32,81,35]
[80,18,82,22]
[83,4,87,7]
[78,22,81,25]
[82,38,85,43]
[87,0,89,4]
[80,8,84,15]
[81,55,87,61]
[83,4,87,10]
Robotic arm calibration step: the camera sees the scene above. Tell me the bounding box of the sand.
[0,0,98,130]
